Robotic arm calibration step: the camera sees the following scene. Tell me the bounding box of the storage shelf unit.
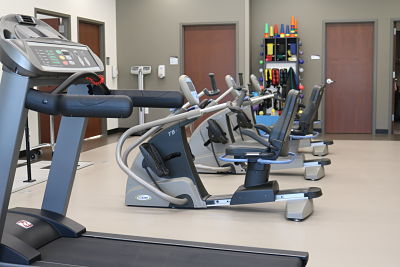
[262,37,300,89]
[255,36,304,115]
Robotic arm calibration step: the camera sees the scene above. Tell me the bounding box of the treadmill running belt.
[37,236,303,267]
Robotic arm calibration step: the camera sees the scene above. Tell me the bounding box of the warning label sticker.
[16,220,34,229]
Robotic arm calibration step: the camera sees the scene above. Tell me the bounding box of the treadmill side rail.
[0,233,40,265]
[84,231,309,266]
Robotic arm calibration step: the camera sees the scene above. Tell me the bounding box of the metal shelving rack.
[262,37,300,89]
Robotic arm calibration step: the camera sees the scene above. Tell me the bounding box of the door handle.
[326,78,335,85]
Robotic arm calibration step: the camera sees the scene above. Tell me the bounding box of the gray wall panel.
[116,0,247,127]
[250,0,400,131]
[117,0,399,131]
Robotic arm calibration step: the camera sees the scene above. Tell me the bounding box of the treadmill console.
[178,75,199,106]
[0,14,103,77]
[28,42,101,71]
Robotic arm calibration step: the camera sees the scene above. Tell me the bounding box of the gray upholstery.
[292,85,324,136]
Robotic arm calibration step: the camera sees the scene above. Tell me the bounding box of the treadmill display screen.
[27,42,102,71]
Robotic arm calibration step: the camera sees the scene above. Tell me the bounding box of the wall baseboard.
[375,129,389,134]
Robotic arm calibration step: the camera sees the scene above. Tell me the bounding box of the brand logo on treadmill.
[16,220,34,229]
[136,194,152,201]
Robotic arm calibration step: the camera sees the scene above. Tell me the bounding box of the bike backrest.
[298,85,325,134]
[268,90,299,155]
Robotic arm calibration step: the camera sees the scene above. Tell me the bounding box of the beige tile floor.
[9,138,400,267]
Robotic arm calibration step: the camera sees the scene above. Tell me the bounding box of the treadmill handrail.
[26,89,133,118]
[109,89,184,108]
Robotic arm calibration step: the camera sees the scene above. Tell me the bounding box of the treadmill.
[0,14,309,267]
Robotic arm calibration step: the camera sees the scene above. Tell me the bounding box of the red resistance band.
[85,75,105,86]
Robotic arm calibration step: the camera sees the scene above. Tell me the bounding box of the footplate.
[304,158,331,167]
[275,187,322,201]
[310,140,334,146]
[195,164,235,174]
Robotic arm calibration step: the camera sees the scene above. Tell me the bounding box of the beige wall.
[116,0,248,127]
[251,0,400,131]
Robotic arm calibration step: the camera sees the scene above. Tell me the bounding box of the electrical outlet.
[145,108,149,114]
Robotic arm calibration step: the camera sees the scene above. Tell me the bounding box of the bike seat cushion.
[226,144,274,158]
[291,129,308,136]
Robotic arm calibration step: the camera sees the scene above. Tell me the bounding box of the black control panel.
[27,42,101,71]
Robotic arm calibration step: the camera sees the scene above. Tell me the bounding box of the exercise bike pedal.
[276,187,322,201]
[218,164,236,174]
[303,158,331,166]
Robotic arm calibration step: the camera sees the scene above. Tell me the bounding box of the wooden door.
[394,27,400,134]
[39,18,103,142]
[78,21,103,138]
[325,23,374,133]
[41,18,61,31]
[393,26,397,133]
[183,24,236,128]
